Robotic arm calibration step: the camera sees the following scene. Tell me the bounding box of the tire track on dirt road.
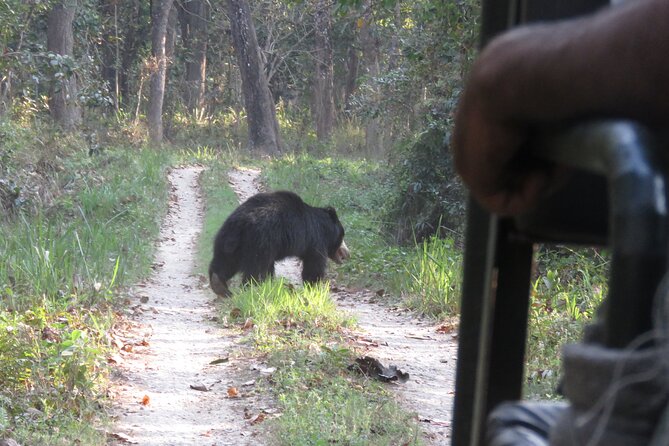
[109,166,268,446]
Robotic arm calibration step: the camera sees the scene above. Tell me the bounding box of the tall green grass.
[400,236,462,317]
[525,247,609,399]
[0,142,170,444]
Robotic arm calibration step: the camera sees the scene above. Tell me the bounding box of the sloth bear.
[209,191,350,297]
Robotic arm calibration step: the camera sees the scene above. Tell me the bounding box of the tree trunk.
[343,44,359,113]
[148,0,174,144]
[312,0,335,141]
[227,0,281,154]
[99,0,120,111]
[47,1,81,130]
[179,0,208,118]
[120,0,150,104]
[359,8,383,155]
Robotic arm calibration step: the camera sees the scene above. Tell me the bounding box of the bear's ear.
[325,207,338,220]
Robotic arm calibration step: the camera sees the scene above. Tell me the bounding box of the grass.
[221,278,422,445]
[400,235,462,317]
[0,122,172,444]
[524,246,609,399]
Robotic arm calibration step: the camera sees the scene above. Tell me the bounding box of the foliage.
[228,279,353,350]
[0,120,170,442]
[400,235,462,317]
[525,246,609,399]
[385,126,465,243]
[270,350,422,445]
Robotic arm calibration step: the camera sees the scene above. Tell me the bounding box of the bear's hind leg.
[241,260,275,286]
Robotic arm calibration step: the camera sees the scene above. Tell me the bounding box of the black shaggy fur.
[208,191,347,296]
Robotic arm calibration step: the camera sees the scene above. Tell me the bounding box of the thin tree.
[227,0,281,154]
[47,0,81,130]
[148,0,175,143]
[179,0,209,119]
[312,0,335,140]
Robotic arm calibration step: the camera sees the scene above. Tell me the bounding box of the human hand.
[452,26,558,216]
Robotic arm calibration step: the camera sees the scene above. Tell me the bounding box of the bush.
[385,126,466,243]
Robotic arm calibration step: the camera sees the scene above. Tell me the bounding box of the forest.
[0,1,608,444]
[0,0,482,240]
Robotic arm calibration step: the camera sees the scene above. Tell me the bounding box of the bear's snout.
[332,240,350,264]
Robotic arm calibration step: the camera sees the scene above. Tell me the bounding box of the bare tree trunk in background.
[344,44,359,113]
[47,1,81,130]
[121,0,149,103]
[148,0,174,144]
[312,0,335,141]
[227,0,281,154]
[359,8,383,155]
[179,0,208,119]
[99,0,119,111]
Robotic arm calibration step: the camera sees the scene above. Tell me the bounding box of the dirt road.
[109,166,457,445]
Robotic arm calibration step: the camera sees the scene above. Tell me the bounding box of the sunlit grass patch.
[221,278,422,445]
[226,279,353,350]
[270,350,422,446]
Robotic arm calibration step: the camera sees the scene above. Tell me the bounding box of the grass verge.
[0,125,171,444]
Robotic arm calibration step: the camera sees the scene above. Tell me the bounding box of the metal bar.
[529,121,669,347]
[452,200,499,446]
[485,222,534,419]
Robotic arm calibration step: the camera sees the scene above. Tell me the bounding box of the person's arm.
[453,0,669,215]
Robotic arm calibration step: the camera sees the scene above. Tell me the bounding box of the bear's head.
[325,207,350,264]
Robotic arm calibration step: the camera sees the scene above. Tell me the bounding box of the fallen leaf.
[242,318,254,330]
[108,432,139,444]
[190,383,209,392]
[141,395,150,406]
[436,322,458,334]
[349,356,410,383]
[209,357,229,365]
[140,295,149,303]
[250,412,266,425]
[107,354,123,364]
[227,387,239,398]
